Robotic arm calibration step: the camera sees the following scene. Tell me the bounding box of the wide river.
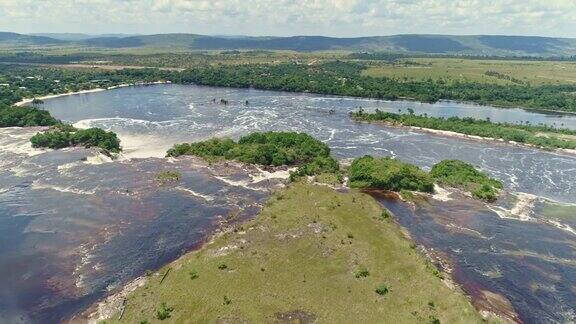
[1,84,575,322]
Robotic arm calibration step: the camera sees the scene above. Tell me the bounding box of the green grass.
[102,182,485,323]
[361,58,576,86]
[155,171,181,185]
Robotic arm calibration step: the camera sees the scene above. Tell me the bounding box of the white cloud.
[0,0,575,37]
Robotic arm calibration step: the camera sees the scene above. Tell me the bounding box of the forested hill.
[2,32,576,57]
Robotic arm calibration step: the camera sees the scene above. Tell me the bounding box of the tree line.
[351,109,576,150]
[3,61,576,112]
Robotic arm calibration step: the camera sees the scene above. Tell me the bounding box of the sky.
[1,0,575,38]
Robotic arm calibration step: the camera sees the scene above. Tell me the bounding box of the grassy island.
[95,182,486,323]
[351,110,576,151]
[30,125,121,153]
[167,132,340,180]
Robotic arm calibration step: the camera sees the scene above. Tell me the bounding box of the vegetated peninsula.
[88,132,508,323]
[351,110,576,151]
[91,182,488,323]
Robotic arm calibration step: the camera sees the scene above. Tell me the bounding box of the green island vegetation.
[30,125,121,153]
[155,170,182,185]
[166,132,340,180]
[348,155,435,193]
[430,160,503,202]
[99,182,488,323]
[351,110,576,150]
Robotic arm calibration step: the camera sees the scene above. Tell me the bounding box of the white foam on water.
[0,136,46,157]
[174,186,215,202]
[326,129,337,142]
[57,161,83,174]
[214,176,263,191]
[488,192,537,222]
[547,220,576,236]
[115,133,174,159]
[431,185,453,202]
[249,167,295,183]
[446,223,491,239]
[31,181,96,196]
[85,153,114,165]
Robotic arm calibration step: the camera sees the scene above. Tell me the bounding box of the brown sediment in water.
[453,266,521,323]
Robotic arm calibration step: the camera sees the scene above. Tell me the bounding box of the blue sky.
[1,0,575,38]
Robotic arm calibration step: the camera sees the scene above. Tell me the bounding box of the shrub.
[0,105,59,127]
[375,284,389,296]
[189,270,199,280]
[223,295,232,305]
[380,210,391,220]
[431,160,502,202]
[30,126,121,153]
[167,132,340,180]
[155,302,174,320]
[348,156,434,193]
[355,268,370,278]
[472,184,499,202]
[156,170,181,185]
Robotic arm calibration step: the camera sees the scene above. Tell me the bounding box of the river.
[1,84,575,322]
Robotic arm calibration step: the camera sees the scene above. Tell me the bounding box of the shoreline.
[13,81,171,107]
[77,181,500,323]
[355,119,576,156]
[77,181,518,324]
[12,82,575,156]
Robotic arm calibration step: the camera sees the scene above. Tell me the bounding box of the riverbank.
[78,181,503,323]
[354,118,576,156]
[13,81,171,107]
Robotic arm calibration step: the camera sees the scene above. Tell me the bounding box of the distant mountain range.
[29,33,141,41]
[1,32,576,57]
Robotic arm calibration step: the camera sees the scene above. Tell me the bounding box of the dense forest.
[351,110,576,150]
[171,61,576,112]
[0,104,59,127]
[0,64,170,106]
[3,60,576,112]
